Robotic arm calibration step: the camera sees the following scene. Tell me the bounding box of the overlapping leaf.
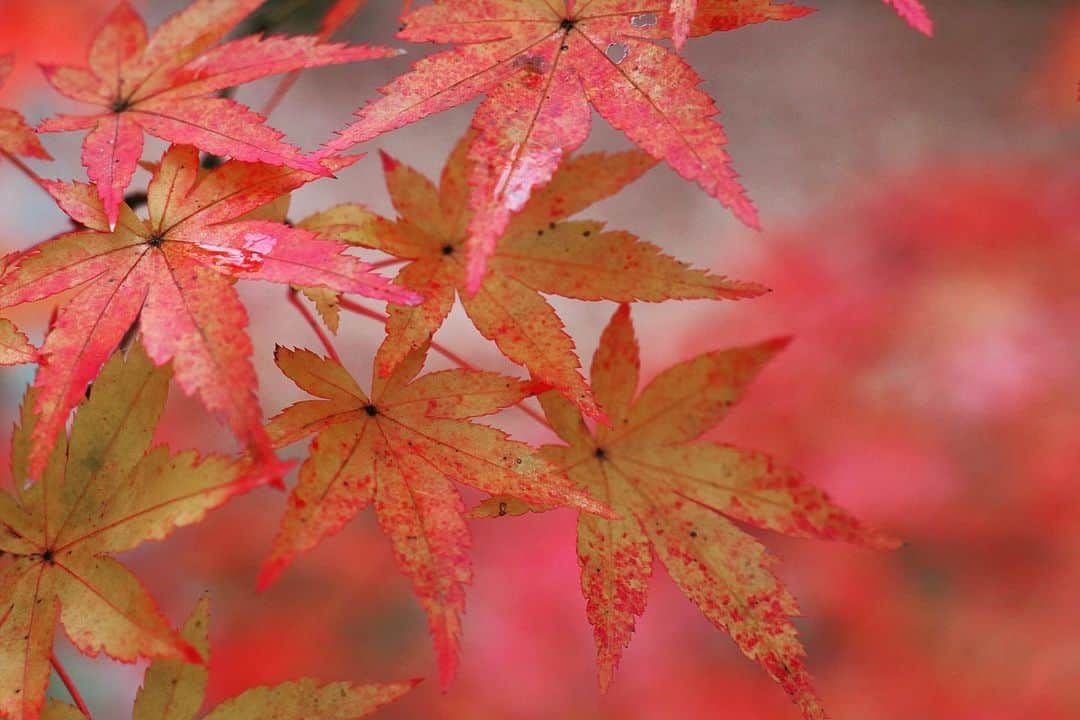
[0,320,35,367]
[474,306,897,718]
[300,132,765,420]
[669,0,932,45]
[0,55,47,368]
[0,346,269,720]
[44,595,418,720]
[0,55,50,163]
[37,0,399,227]
[318,0,813,289]
[0,144,417,479]
[262,344,609,687]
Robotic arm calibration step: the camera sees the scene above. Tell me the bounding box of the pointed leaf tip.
[379,149,399,172]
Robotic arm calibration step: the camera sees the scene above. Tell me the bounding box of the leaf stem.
[3,151,49,193]
[369,257,407,271]
[337,297,553,429]
[287,288,342,364]
[261,1,367,117]
[261,74,301,119]
[51,652,93,719]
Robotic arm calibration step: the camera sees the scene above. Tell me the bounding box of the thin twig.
[338,297,553,429]
[368,257,407,271]
[261,0,369,118]
[287,288,342,364]
[261,73,301,119]
[3,152,49,193]
[51,652,93,719]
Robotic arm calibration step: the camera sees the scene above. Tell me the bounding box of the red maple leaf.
[882,0,934,35]
[318,0,812,291]
[0,54,46,368]
[0,54,51,163]
[670,1,933,45]
[0,144,418,479]
[36,0,398,228]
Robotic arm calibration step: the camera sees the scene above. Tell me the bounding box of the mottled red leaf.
[319,0,812,290]
[0,144,416,479]
[37,0,399,227]
[0,55,50,161]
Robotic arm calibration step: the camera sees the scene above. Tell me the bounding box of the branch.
[51,652,93,719]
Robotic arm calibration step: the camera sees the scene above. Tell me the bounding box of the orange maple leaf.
[261,343,610,687]
[300,131,766,420]
[319,0,813,290]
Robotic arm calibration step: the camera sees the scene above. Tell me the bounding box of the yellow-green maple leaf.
[0,345,268,720]
[43,594,417,720]
[474,305,897,719]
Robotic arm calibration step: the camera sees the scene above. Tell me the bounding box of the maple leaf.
[0,320,35,367]
[0,144,417,480]
[0,345,270,720]
[669,0,932,45]
[43,595,419,720]
[0,55,50,162]
[472,305,897,718]
[261,344,610,687]
[882,0,934,36]
[300,131,765,420]
[36,0,399,228]
[318,0,813,290]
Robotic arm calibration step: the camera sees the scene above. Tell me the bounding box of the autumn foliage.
[6,0,1075,719]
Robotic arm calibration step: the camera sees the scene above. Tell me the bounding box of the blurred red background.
[1,1,1077,718]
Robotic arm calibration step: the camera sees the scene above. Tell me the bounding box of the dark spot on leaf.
[583,230,592,237]
[560,18,576,31]
[498,502,508,516]
[111,98,131,113]
[41,549,55,565]
[441,244,455,255]
[201,153,224,170]
[124,191,148,210]
[147,233,165,248]
[548,222,556,229]
[689,530,698,538]
[364,404,379,417]
[594,447,607,460]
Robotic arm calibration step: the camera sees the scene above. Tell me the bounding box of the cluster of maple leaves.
[0,0,933,718]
